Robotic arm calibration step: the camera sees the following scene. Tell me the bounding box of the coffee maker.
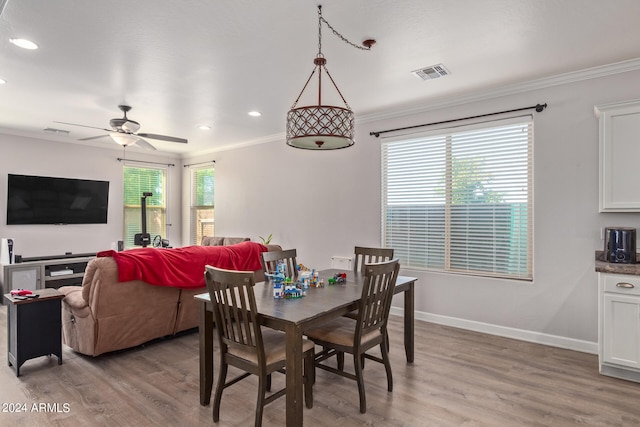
[604,227,637,264]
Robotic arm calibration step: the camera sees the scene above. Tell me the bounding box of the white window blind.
[190,166,215,245]
[123,166,166,249]
[382,116,533,280]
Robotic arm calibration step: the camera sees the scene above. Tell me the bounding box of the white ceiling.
[1,0,640,157]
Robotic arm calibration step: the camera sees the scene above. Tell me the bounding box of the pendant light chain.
[319,15,372,52]
[318,6,323,57]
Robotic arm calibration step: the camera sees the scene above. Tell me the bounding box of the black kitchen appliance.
[604,227,637,264]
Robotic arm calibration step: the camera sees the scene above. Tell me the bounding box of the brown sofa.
[59,239,279,356]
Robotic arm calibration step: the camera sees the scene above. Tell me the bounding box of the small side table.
[4,288,64,376]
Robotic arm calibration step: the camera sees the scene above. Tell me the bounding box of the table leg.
[404,281,415,363]
[285,323,304,427]
[199,299,214,406]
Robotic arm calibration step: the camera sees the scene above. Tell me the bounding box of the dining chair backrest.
[204,265,265,366]
[261,249,298,280]
[356,259,400,341]
[354,246,395,272]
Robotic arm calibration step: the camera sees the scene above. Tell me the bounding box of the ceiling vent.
[43,127,70,135]
[412,63,450,81]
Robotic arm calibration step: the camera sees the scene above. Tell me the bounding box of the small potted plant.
[259,234,272,245]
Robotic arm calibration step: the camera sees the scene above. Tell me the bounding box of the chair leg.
[304,349,314,409]
[213,362,228,422]
[381,340,393,392]
[255,374,267,427]
[266,373,272,391]
[337,351,345,371]
[353,352,367,413]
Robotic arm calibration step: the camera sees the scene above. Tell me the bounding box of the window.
[123,166,166,249]
[382,116,533,280]
[190,166,214,245]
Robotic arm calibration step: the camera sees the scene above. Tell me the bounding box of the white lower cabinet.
[599,272,640,382]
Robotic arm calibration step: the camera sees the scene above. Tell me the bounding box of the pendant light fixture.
[286,5,375,150]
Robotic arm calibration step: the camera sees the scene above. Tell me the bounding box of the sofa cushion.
[223,237,250,245]
[201,236,225,246]
[201,236,250,246]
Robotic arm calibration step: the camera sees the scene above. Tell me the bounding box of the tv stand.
[1,253,96,301]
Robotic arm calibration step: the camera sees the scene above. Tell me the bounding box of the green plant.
[259,234,272,244]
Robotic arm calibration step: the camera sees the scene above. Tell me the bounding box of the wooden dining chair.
[304,259,400,414]
[261,248,299,280]
[345,246,395,321]
[353,246,395,272]
[204,265,314,427]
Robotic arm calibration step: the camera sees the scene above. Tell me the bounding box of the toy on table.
[328,272,347,285]
[273,262,306,299]
[308,269,324,287]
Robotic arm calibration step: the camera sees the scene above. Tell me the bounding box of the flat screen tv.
[6,174,109,225]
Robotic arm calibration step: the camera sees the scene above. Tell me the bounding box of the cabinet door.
[603,293,640,368]
[5,265,41,291]
[596,99,640,212]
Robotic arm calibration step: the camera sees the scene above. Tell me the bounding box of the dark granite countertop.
[595,251,640,276]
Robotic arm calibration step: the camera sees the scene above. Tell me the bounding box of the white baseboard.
[389,307,598,355]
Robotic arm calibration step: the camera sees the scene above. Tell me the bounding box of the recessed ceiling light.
[198,125,211,130]
[9,38,38,50]
[0,78,6,84]
[248,111,261,117]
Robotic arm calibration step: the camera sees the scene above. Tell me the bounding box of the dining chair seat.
[304,317,381,347]
[227,328,314,366]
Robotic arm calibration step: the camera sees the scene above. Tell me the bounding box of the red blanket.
[97,241,268,289]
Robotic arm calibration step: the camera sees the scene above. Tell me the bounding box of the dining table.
[194,268,417,427]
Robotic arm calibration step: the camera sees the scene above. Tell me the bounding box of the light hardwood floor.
[1,303,639,426]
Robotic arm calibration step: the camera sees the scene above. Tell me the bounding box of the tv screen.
[6,174,109,225]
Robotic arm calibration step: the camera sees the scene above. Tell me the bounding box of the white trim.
[359,58,640,124]
[181,57,640,158]
[390,306,598,355]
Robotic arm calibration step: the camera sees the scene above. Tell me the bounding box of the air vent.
[412,63,450,81]
[43,128,70,135]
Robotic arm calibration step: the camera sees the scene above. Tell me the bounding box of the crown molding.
[183,132,286,158]
[357,58,640,124]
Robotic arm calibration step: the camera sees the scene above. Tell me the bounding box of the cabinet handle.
[616,282,635,289]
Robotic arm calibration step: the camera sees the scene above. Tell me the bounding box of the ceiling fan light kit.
[286,5,374,150]
[55,104,187,150]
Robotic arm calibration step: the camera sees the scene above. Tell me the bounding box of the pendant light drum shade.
[286,105,355,150]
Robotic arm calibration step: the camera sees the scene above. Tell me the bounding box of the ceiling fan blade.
[133,137,157,151]
[79,134,110,141]
[137,133,188,144]
[53,121,111,132]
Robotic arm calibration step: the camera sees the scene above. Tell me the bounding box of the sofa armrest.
[59,286,92,318]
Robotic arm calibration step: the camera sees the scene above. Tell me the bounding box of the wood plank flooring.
[1,303,639,426]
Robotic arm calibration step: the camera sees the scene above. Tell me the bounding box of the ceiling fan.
[55,105,188,150]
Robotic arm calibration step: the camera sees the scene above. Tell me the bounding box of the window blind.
[189,167,215,245]
[382,116,533,280]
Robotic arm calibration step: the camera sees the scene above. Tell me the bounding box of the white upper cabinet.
[596,99,640,212]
